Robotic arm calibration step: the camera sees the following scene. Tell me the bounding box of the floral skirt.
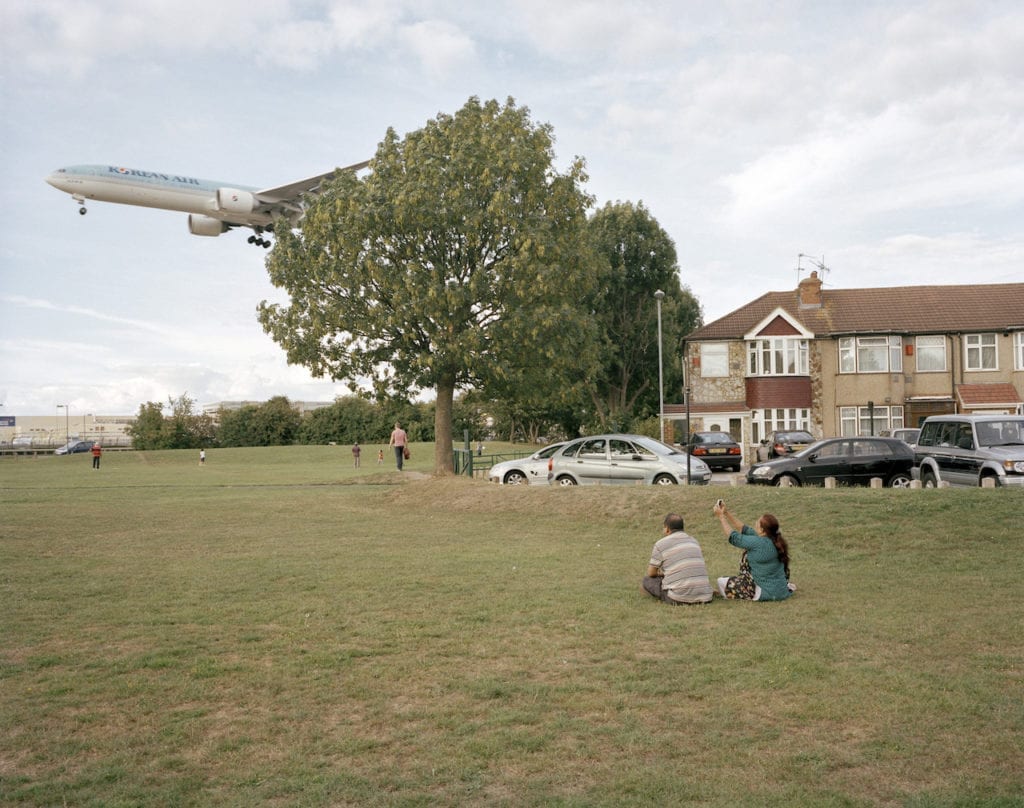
[723,554,757,600]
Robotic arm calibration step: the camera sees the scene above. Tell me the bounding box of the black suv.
[913,414,1024,487]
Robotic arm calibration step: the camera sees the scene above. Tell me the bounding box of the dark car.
[54,439,92,455]
[747,436,914,488]
[686,431,743,471]
[758,429,815,460]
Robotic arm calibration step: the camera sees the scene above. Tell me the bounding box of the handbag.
[403,446,411,460]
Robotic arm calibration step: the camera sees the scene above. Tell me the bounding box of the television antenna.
[796,253,830,284]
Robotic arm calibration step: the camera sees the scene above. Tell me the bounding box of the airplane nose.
[45,171,64,189]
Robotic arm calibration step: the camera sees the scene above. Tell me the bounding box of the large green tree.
[127,395,215,450]
[584,201,702,431]
[259,97,599,473]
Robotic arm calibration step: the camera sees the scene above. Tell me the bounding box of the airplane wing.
[254,159,370,205]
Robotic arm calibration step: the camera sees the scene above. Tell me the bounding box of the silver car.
[547,434,712,486]
[488,443,567,485]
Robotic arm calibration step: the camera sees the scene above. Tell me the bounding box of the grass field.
[2,445,1022,807]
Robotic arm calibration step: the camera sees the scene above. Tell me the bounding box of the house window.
[839,405,905,437]
[964,333,997,371]
[1014,333,1024,371]
[750,408,810,444]
[839,336,903,373]
[700,343,729,377]
[915,335,946,372]
[746,337,808,376]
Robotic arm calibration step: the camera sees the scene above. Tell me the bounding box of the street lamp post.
[654,290,665,444]
[56,404,68,446]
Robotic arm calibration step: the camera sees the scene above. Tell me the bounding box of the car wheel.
[653,474,677,486]
[921,469,937,488]
[504,470,528,485]
[775,474,800,487]
[887,473,912,488]
[555,476,577,487]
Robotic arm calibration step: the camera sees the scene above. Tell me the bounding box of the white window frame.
[964,333,998,371]
[915,335,946,373]
[750,408,810,444]
[700,342,730,378]
[1014,332,1024,371]
[746,337,808,376]
[839,405,905,437]
[839,336,903,374]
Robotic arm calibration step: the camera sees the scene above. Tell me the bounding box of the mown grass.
[1,446,1022,806]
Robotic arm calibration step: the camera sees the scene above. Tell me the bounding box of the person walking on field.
[389,422,408,470]
[352,441,361,468]
[91,442,102,470]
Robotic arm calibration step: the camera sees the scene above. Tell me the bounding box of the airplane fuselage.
[44,158,373,243]
[46,165,274,228]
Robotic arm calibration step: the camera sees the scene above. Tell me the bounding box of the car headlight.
[1004,460,1024,473]
[751,466,773,478]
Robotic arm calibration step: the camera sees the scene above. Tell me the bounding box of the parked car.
[912,414,1024,488]
[685,431,743,471]
[12,436,33,447]
[889,428,921,446]
[747,436,915,488]
[54,439,92,455]
[487,442,567,485]
[547,434,712,486]
[757,430,815,461]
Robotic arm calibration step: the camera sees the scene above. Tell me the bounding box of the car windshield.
[699,433,734,444]
[778,431,813,443]
[790,439,830,458]
[634,436,685,456]
[975,420,1024,447]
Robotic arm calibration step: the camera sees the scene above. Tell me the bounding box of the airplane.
[45,160,369,247]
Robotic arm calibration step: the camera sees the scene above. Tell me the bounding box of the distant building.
[0,413,136,448]
[674,276,1024,460]
[201,400,335,419]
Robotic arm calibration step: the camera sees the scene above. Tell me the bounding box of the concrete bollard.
[870,477,883,488]
[779,476,793,487]
[982,477,996,488]
[910,480,922,489]
[938,480,951,488]
[824,477,836,489]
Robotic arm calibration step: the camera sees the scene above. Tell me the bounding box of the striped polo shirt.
[649,531,713,604]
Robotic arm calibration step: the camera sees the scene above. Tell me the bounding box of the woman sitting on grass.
[713,501,793,601]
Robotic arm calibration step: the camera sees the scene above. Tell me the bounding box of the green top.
[729,525,791,601]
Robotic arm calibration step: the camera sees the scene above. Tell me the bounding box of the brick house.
[671,274,1024,461]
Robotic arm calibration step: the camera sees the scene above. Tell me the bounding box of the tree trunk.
[434,373,456,475]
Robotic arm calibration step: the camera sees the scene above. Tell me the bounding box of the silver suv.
[912,414,1024,487]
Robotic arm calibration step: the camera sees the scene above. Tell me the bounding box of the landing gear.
[79,207,87,215]
[247,227,272,248]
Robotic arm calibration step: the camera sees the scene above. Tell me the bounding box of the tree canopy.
[584,201,702,431]
[259,96,600,473]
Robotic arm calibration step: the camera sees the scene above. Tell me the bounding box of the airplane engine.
[188,214,228,237]
[216,188,258,214]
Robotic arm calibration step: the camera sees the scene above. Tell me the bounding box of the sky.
[1,0,1022,416]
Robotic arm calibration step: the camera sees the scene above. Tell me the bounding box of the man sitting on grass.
[641,513,713,605]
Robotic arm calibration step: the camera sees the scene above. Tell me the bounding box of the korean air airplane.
[45,160,368,247]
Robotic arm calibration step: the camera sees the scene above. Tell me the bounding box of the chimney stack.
[799,270,823,308]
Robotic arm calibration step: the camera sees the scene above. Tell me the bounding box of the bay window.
[747,337,808,376]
